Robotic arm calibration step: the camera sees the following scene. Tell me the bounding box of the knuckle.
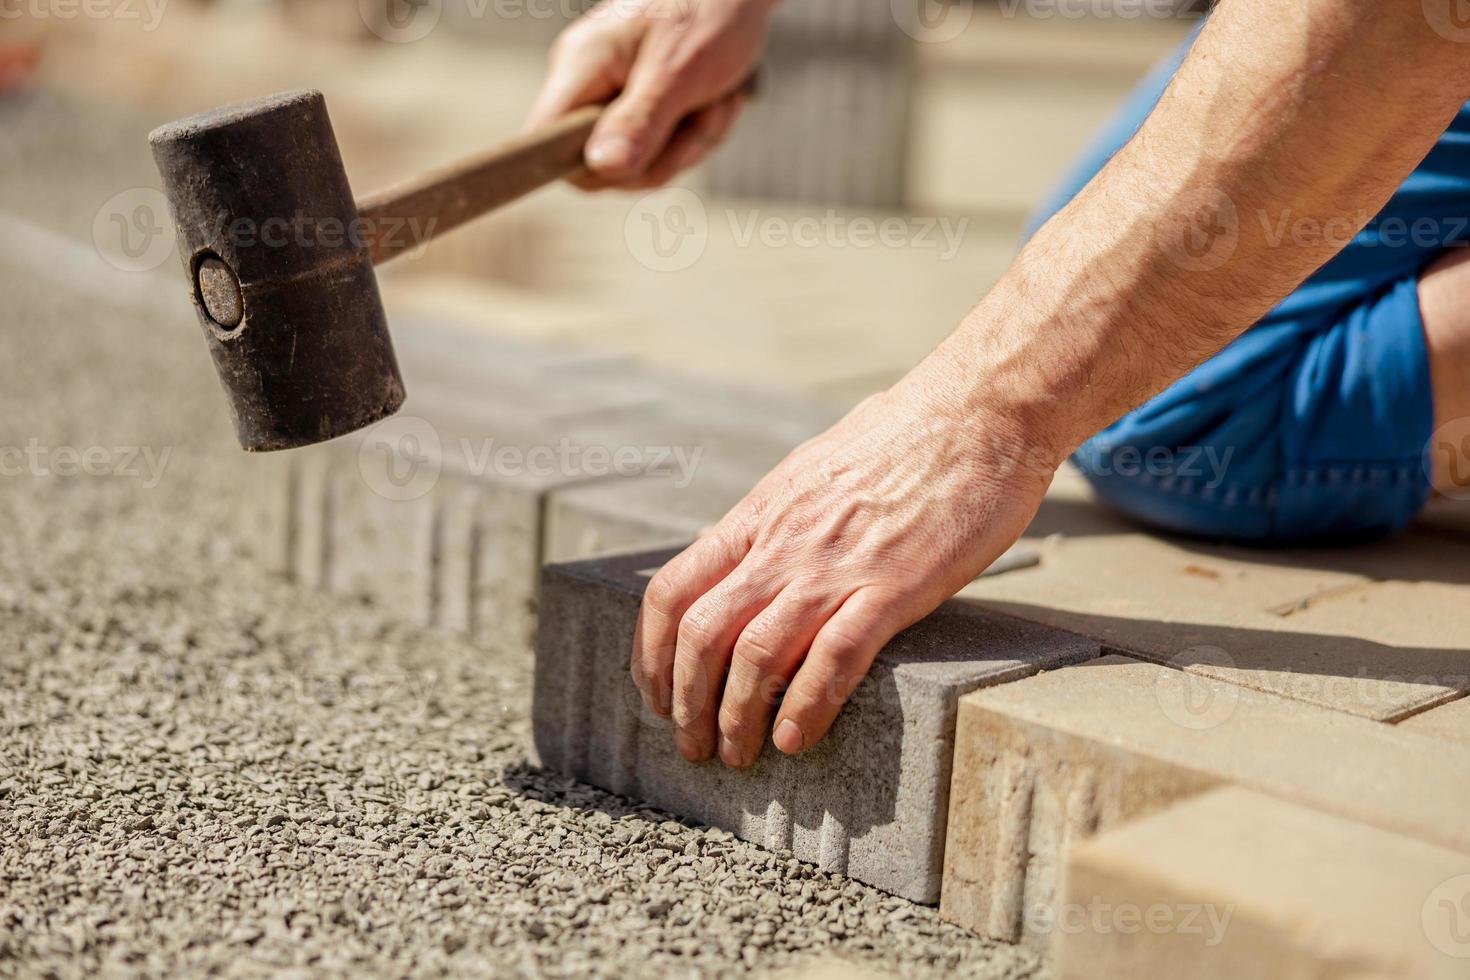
[816,642,869,692]
[733,626,782,673]
[712,514,755,551]
[548,24,585,61]
[671,687,713,726]
[819,626,866,668]
[717,705,759,741]
[781,685,832,723]
[642,572,683,619]
[660,53,702,92]
[676,605,718,651]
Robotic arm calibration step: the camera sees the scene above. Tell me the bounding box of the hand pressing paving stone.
[628,378,1058,769]
[532,0,1470,766]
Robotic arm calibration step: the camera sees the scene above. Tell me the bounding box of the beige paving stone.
[940,655,1470,947]
[1053,786,1470,980]
[957,467,1470,721]
[1401,696,1470,746]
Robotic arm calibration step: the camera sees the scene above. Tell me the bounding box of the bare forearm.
[927,0,1470,460]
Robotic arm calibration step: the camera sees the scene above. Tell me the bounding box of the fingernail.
[718,735,745,768]
[586,135,635,172]
[674,729,702,762]
[773,719,804,755]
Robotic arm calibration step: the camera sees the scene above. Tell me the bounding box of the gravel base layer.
[0,95,1045,980]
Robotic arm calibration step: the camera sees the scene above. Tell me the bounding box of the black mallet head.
[149,90,404,452]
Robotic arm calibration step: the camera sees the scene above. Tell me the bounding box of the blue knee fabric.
[1029,22,1462,542]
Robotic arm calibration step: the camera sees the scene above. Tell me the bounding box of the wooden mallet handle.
[356,104,600,265]
[355,72,758,265]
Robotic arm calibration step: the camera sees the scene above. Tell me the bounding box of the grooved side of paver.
[1053,787,1470,979]
[261,316,834,651]
[266,421,583,652]
[531,549,1100,904]
[941,656,1470,947]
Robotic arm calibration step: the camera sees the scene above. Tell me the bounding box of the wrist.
[905,299,1103,476]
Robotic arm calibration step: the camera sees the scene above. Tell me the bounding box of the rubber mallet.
[149,89,607,451]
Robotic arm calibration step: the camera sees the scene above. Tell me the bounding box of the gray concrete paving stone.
[533,550,1100,904]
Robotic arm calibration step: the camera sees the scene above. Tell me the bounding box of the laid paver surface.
[1400,695,1470,745]
[941,655,1470,947]
[0,156,1041,980]
[959,467,1470,721]
[1055,787,1470,979]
